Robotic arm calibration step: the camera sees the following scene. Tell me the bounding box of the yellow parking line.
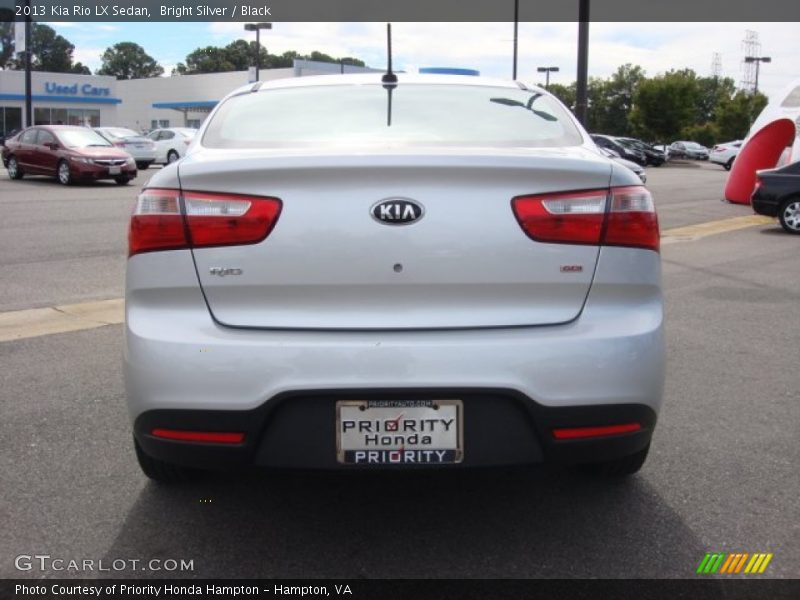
[0,298,124,343]
[661,215,775,244]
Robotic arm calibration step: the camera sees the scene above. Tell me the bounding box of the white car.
[125,74,664,482]
[146,127,197,165]
[709,140,742,171]
[94,127,157,170]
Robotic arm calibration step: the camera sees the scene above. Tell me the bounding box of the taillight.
[128,188,282,257]
[512,185,659,252]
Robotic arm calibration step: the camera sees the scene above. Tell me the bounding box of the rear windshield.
[202,84,583,149]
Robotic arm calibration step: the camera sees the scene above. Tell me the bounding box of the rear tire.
[166,150,179,164]
[57,160,72,185]
[136,161,152,170]
[134,437,199,483]
[7,156,23,179]
[778,198,800,234]
[577,443,650,478]
[724,158,734,171]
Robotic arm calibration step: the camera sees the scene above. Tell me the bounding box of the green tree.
[3,23,88,73]
[547,82,576,111]
[696,76,737,124]
[594,64,646,135]
[97,42,163,79]
[630,69,700,143]
[174,41,365,75]
[714,90,769,141]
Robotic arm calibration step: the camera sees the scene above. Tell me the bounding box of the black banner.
[3,579,800,600]
[2,0,800,22]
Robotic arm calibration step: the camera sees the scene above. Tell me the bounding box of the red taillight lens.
[602,186,660,252]
[511,185,659,252]
[128,188,282,257]
[552,422,642,440]
[512,189,608,245]
[128,188,188,256]
[183,191,282,248]
[151,428,245,444]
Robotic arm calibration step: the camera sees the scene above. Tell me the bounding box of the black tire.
[166,150,179,164]
[134,437,199,483]
[724,158,734,171]
[136,161,152,170]
[115,176,131,185]
[777,198,800,235]
[57,159,72,185]
[577,443,650,478]
[7,156,24,179]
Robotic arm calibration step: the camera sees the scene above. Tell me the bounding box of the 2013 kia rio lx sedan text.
[125,74,664,482]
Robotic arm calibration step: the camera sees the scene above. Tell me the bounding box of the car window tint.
[160,131,175,140]
[38,130,56,146]
[203,84,583,149]
[147,131,159,140]
[21,129,38,144]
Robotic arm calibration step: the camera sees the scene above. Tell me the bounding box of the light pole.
[744,56,771,94]
[536,66,559,90]
[244,22,272,82]
[575,0,590,127]
[512,0,519,79]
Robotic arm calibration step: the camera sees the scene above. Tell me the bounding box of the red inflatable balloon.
[724,118,796,204]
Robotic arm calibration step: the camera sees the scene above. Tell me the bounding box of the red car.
[2,125,137,185]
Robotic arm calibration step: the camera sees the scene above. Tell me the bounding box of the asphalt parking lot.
[0,161,798,579]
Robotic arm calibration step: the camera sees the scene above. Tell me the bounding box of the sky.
[47,21,800,102]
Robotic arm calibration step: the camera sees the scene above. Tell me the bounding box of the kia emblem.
[371,198,425,225]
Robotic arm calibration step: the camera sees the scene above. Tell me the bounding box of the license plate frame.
[336,399,463,465]
[108,166,121,175]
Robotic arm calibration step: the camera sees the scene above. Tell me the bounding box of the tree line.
[0,23,365,80]
[548,64,768,145]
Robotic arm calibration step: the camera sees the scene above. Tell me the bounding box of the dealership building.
[0,59,381,136]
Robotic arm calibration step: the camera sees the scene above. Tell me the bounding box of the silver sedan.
[124,74,664,482]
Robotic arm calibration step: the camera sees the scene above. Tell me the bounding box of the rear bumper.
[134,392,656,469]
[751,192,780,217]
[124,246,664,469]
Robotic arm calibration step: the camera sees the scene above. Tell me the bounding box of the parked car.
[146,127,197,164]
[2,125,137,185]
[709,140,742,171]
[94,127,157,170]
[616,137,666,167]
[751,160,800,234]
[599,147,647,184]
[591,134,647,165]
[670,141,709,160]
[126,74,663,482]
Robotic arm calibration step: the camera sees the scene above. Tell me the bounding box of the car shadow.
[102,466,713,580]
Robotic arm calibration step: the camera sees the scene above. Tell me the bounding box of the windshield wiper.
[490,94,557,122]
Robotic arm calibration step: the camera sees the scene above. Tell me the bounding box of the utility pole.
[25,0,32,127]
[575,0,590,126]
[244,22,272,82]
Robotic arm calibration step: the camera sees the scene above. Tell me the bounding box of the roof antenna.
[382,23,398,86]
[382,23,398,127]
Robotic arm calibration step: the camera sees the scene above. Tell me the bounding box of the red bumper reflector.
[552,422,642,440]
[151,429,245,444]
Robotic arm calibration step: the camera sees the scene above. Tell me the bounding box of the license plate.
[108,166,121,175]
[336,399,463,465]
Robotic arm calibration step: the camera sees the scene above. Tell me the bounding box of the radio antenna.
[382,23,398,127]
[382,23,398,86]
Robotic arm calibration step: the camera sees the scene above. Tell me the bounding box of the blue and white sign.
[44,82,111,97]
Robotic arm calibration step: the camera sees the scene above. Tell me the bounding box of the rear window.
[202,84,583,149]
